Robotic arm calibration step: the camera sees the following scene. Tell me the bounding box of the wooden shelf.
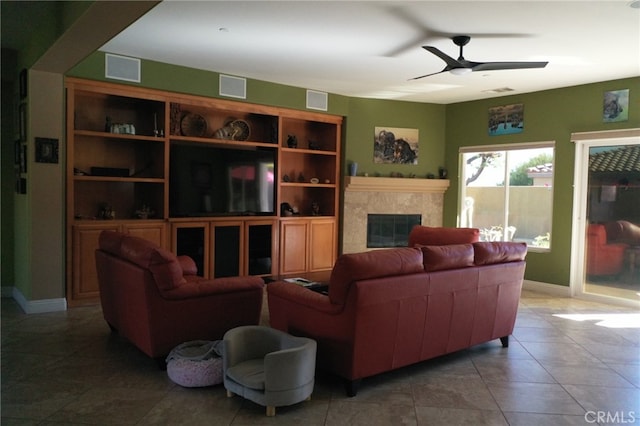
[344,176,450,194]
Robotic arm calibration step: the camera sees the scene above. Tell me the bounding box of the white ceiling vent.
[306,90,328,111]
[482,87,515,94]
[219,75,247,99]
[105,54,141,83]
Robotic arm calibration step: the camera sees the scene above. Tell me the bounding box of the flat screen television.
[170,142,276,217]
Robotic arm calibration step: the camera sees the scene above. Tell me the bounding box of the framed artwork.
[35,137,59,163]
[603,89,629,122]
[373,126,419,164]
[488,103,524,136]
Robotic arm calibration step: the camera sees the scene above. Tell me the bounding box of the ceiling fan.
[411,35,548,80]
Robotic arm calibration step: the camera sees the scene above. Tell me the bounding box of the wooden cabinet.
[171,218,277,279]
[70,222,165,306]
[66,78,341,305]
[280,218,336,275]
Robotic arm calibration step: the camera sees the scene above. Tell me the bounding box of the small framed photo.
[19,69,27,99]
[19,103,26,141]
[35,137,59,164]
[14,140,21,165]
[20,144,27,173]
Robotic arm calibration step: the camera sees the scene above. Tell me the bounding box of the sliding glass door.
[572,137,640,304]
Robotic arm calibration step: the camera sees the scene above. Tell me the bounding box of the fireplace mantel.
[344,176,450,194]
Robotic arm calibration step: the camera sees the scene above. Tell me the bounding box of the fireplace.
[342,176,449,253]
[367,214,422,248]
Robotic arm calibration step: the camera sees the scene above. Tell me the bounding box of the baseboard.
[11,287,67,314]
[522,279,571,297]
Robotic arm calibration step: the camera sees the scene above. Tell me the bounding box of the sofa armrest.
[160,276,264,300]
[177,255,198,276]
[267,281,343,314]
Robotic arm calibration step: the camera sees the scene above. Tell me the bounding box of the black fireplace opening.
[367,214,422,248]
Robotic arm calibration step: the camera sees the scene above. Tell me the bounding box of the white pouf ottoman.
[166,340,223,387]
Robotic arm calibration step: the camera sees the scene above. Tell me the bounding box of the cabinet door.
[279,220,309,275]
[309,219,336,271]
[246,220,277,276]
[71,224,120,304]
[122,222,166,248]
[211,222,243,278]
[172,222,210,277]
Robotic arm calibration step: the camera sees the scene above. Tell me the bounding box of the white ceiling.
[100,0,640,104]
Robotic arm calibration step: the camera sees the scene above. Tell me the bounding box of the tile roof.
[589,145,640,173]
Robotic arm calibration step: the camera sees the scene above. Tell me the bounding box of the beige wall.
[29,70,65,300]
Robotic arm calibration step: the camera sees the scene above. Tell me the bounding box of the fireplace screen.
[367,214,421,248]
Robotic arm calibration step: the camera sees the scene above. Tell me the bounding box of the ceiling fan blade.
[410,68,448,80]
[422,46,463,69]
[472,61,548,71]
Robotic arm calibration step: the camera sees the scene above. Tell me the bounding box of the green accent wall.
[444,78,640,286]
[342,98,446,178]
[69,52,352,115]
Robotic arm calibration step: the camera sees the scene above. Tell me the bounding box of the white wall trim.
[522,279,571,297]
[11,287,67,314]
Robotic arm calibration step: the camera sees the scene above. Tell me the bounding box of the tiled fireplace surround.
[342,177,450,254]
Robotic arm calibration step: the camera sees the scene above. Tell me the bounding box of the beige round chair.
[223,326,317,416]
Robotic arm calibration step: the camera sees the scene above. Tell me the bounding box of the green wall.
[69,52,352,116]
[444,77,640,286]
[342,98,446,178]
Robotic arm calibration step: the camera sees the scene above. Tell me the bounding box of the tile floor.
[2,290,639,425]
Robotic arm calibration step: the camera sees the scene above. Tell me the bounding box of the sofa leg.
[500,336,509,347]
[345,379,361,397]
[266,406,276,417]
[226,390,234,398]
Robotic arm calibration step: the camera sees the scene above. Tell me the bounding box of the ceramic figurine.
[287,135,298,148]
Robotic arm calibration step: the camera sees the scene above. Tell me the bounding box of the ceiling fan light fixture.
[450,68,472,76]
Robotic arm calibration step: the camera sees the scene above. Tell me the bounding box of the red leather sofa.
[267,240,527,396]
[95,231,264,360]
[408,225,480,246]
[586,224,628,276]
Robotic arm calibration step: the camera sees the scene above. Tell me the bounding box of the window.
[459,142,554,250]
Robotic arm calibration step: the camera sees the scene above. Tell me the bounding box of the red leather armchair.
[586,224,628,276]
[605,220,640,245]
[95,231,264,360]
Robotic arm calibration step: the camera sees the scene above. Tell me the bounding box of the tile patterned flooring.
[1,290,639,425]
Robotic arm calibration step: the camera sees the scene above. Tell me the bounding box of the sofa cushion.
[328,247,423,305]
[420,244,474,272]
[98,230,125,256]
[473,242,527,265]
[408,226,480,247]
[149,248,188,290]
[115,234,186,290]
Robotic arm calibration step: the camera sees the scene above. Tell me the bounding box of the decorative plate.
[229,119,251,141]
[181,113,207,137]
